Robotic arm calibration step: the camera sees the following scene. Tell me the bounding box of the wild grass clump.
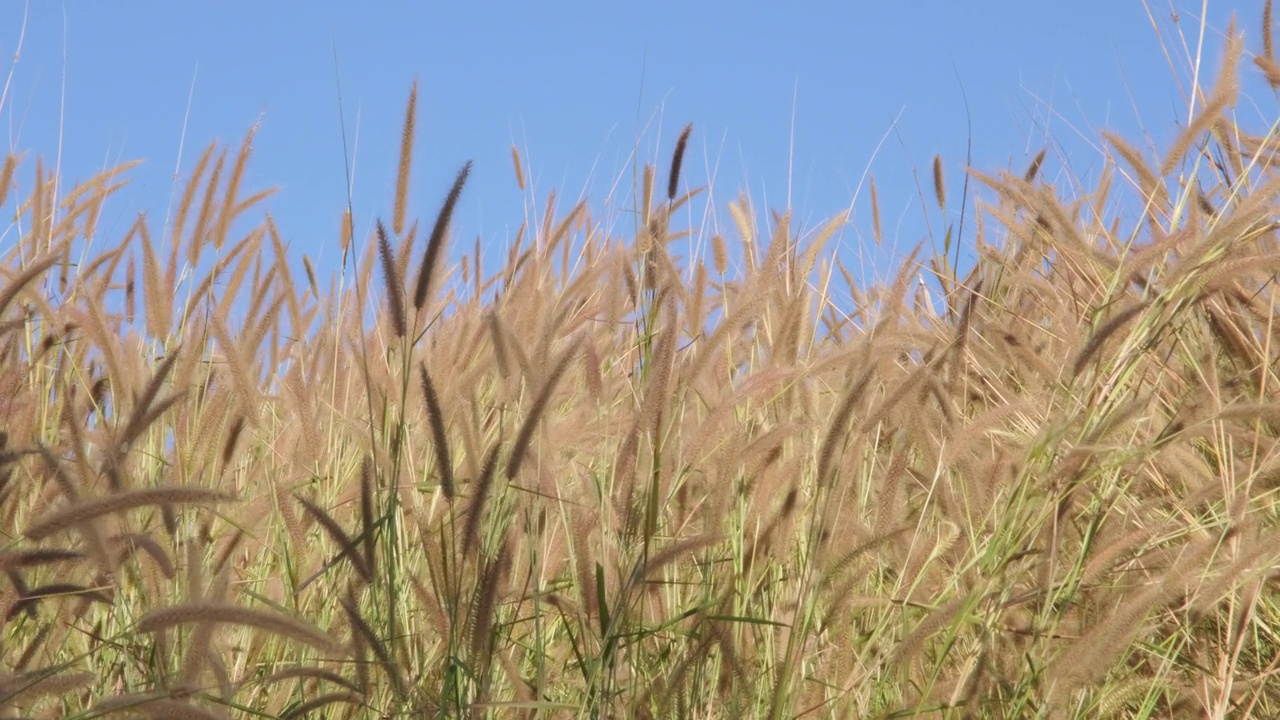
[3,13,1280,720]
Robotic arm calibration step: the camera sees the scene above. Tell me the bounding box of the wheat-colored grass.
[2,12,1280,718]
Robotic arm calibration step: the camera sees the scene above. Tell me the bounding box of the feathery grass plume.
[468,538,511,680]
[339,207,353,259]
[301,254,319,300]
[711,233,728,275]
[6,584,112,620]
[24,486,237,541]
[816,368,874,487]
[185,150,229,296]
[178,611,217,692]
[511,144,525,192]
[641,163,655,226]
[418,363,455,501]
[136,218,176,340]
[932,154,946,210]
[1046,579,1177,707]
[947,277,983,379]
[111,532,176,578]
[471,233,484,300]
[137,602,347,656]
[348,611,370,695]
[462,444,501,555]
[890,595,967,670]
[1070,300,1149,378]
[210,529,243,578]
[124,253,136,324]
[1161,25,1242,176]
[820,525,912,591]
[486,311,512,378]
[91,693,229,720]
[867,175,884,246]
[0,251,60,323]
[262,665,361,694]
[266,215,304,336]
[31,160,49,253]
[220,415,244,468]
[294,494,371,583]
[394,81,417,236]
[1095,136,1171,225]
[340,588,405,699]
[358,457,377,579]
[0,670,93,707]
[280,691,365,719]
[0,548,82,571]
[204,650,232,704]
[668,123,694,201]
[115,382,187,461]
[174,141,216,264]
[211,123,259,251]
[9,622,51,673]
[414,160,472,311]
[630,535,720,583]
[1266,0,1276,65]
[505,338,578,480]
[0,154,17,208]
[688,263,707,341]
[376,220,407,338]
[208,313,260,422]
[581,335,604,401]
[1024,147,1047,182]
[35,446,82,504]
[1257,13,1280,89]
[638,291,678,431]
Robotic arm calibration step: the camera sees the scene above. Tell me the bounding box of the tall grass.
[2,12,1280,720]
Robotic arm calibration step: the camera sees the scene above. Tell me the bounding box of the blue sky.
[0,2,1257,303]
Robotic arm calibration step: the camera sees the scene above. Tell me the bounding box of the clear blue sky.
[0,2,1258,300]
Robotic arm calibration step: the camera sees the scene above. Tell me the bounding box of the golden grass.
[2,13,1280,719]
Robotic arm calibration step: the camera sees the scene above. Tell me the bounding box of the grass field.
[3,10,1280,720]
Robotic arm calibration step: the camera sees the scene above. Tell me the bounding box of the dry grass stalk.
[2,25,1280,715]
[24,486,237,541]
[294,494,371,583]
[137,602,347,656]
[279,691,364,719]
[0,548,82,571]
[0,669,94,706]
[91,693,229,720]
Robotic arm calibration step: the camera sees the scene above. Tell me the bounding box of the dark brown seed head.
[414,161,473,311]
[1025,148,1047,183]
[419,364,455,501]
[668,123,693,201]
[376,220,407,338]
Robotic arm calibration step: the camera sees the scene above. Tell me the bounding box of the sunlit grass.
[2,10,1280,720]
